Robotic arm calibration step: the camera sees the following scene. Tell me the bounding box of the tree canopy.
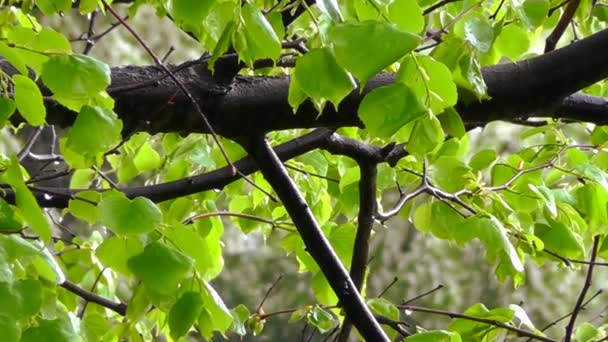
[0,0,607,341]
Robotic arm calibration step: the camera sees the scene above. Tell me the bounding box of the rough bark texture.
[4,29,608,137]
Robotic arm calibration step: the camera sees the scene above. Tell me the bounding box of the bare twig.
[256,275,283,314]
[400,305,558,342]
[402,284,444,305]
[564,235,601,342]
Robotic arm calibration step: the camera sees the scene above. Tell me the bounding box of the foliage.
[0,0,606,341]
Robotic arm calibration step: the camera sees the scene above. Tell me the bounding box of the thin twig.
[564,235,601,342]
[400,305,558,342]
[377,277,399,298]
[402,284,444,305]
[536,290,602,335]
[82,10,98,55]
[423,0,463,15]
[78,267,107,318]
[256,275,283,313]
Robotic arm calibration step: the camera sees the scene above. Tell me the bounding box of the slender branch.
[60,281,126,316]
[256,275,283,314]
[402,284,444,305]
[422,0,462,15]
[545,0,581,52]
[337,163,378,342]
[240,134,389,342]
[400,305,558,342]
[564,235,601,342]
[532,290,603,338]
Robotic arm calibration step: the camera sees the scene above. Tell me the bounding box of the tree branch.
[60,281,127,316]
[564,235,601,342]
[239,134,389,342]
[337,162,378,342]
[4,29,608,136]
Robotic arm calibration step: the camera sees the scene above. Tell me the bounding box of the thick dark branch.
[240,135,389,342]
[4,29,608,135]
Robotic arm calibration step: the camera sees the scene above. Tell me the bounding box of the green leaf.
[575,183,608,230]
[460,215,524,272]
[133,142,162,173]
[67,191,100,224]
[165,223,223,281]
[536,222,584,259]
[0,42,27,75]
[407,115,444,156]
[456,13,494,53]
[396,55,458,114]
[63,105,122,166]
[234,3,281,67]
[128,241,194,294]
[169,291,204,340]
[4,156,51,242]
[81,312,110,342]
[0,97,16,126]
[199,281,233,337]
[230,304,250,336]
[307,305,335,333]
[41,54,111,105]
[328,21,419,84]
[573,322,602,342]
[96,236,144,275]
[405,330,462,342]
[317,0,344,22]
[438,108,465,138]
[429,157,471,192]
[0,314,20,342]
[0,199,23,231]
[469,149,497,171]
[387,0,424,34]
[170,0,215,29]
[495,24,530,60]
[12,75,46,126]
[368,298,399,321]
[517,0,549,29]
[36,0,72,15]
[448,304,514,340]
[21,312,77,342]
[359,83,426,138]
[413,201,464,239]
[292,48,355,111]
[98,193,163,236]
[528,185,557,217]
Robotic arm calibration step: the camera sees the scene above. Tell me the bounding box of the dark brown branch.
[337,163,378,342]
[4,29,608,137]
[240,134,389,342]
[60,281,126,316]
[545,0,580,52]
[564,235,601,342]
